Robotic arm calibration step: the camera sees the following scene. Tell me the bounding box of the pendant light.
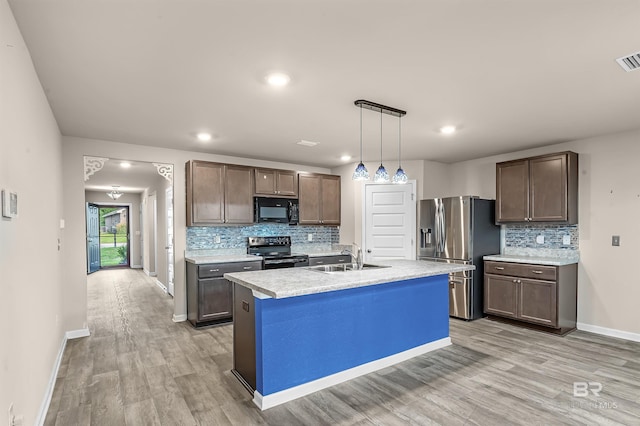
[352,103,369,180]
[392,115,408,184]
[353,99,406,183]
[374,109,389,182]
[106,185,123,200]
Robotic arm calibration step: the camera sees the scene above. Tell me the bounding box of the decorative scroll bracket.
[84,156,109,181]
[153,163,173,184]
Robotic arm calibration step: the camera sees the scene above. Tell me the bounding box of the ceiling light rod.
[354,100,406,118]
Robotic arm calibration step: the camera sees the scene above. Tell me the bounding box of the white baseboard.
[253,337,451,410]
[36,328,91,425]
[131,264,142,269]
[155,279,167,293]
[173,314,187,322]
[143,268,157,277]
[66,328,90,340]
[577,322,640,342]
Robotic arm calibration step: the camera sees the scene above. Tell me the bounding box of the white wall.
[0,1,64,423]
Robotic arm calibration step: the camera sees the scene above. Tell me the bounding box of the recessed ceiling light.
[440,125,456,135]
[341,155,352,162]
[197,132,212,142]
[266,72,290,87]
[297,140,318,147]
[120,162,131,168]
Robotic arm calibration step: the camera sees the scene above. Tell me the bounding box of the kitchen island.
[225,259,474,410]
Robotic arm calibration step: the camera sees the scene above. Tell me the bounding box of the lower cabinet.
[484,260,577,333]
[308,254,351,266]
[187,260,262,327]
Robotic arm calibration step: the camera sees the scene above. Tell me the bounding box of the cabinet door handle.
[494,266,505,270]
[242,266,253,270]
[513,279,518,283]
[316,261,324,264]
[209,269,220,272]
[531,270,543,274]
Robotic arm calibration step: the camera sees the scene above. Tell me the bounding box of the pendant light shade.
[106,186,123,200]
[393,115,408,184]
[352,104,370,181]
[374,110,390,183]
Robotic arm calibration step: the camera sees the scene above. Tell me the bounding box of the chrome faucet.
[343,243,363,270]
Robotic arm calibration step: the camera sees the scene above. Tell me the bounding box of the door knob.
[367,249,372,253]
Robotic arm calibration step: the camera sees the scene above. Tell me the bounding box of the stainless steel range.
[247,236,309,269]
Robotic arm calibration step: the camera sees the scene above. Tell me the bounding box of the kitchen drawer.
[198,261,262,278]
[485,261,556,281]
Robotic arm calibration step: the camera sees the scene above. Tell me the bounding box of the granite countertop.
[224,259,474,299]
[185,254,262,264]
[483,254,579,266]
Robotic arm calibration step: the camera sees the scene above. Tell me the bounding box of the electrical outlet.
[307,233,313,242]
[612,235,620,246]
[214,235,221,244]
[536,235,545,244]
[562,235,571,245]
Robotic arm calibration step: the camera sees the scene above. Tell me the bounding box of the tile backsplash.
[504,224,579,251]
[187,224,340,251]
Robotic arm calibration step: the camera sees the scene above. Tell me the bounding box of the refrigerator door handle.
[436,202,446,253]
[434,202,441,254]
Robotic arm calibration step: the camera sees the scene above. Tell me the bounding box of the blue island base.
[251,274,450,410]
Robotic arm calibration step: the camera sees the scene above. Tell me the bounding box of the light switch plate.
[562,235,571,245]
[214,235,221,244]
[612,235,620,246]
[308,233,313,242]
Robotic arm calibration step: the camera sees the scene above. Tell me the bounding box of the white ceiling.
[9,0,640,168]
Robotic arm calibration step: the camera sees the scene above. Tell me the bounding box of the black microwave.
[254,197,299,225]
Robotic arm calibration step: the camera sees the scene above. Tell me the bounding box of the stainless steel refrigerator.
[417,196,500,320]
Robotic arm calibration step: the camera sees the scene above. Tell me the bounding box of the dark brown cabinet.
[308,254,351,266]
[298,173,341,225]
[254,168,298,197]
[186,160,253,226]
[186,260,261,327]
[496,151,578,224]
[224,164,254,224]
[484,260,577,334]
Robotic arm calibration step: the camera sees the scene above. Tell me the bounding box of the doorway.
[99,205,130,268]
[86,203,131,271]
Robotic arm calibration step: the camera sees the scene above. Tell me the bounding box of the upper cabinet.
[496,151,578,224]
[254,168,298,198]
[298,173,341,225]
[186,160,254,226]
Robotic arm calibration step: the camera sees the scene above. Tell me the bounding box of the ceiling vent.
[616,51,640,72]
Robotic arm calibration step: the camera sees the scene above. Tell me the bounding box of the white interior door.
[363,182,416,262]
[166,186,174,296]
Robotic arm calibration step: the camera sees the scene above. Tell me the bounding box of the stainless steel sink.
[307,263,389,273]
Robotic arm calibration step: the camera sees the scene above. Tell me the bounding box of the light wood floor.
[45,269,640,425]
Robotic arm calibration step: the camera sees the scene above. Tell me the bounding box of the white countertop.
[483,254,579,266]
[224,259,474,299]
[185,254,262,264]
